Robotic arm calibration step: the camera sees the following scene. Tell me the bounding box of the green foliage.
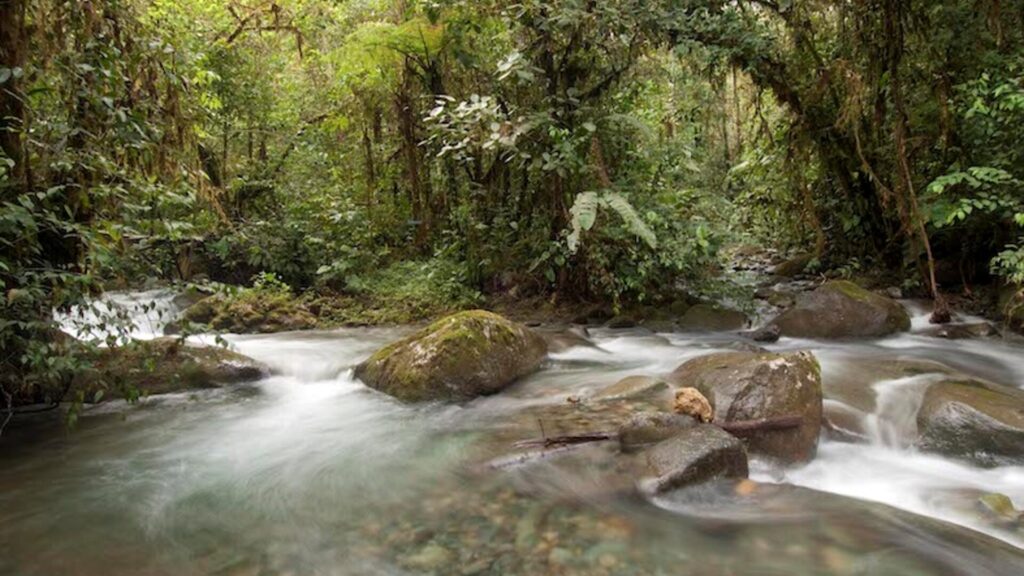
[567,191,656,253]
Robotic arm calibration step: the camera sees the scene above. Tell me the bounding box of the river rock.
[669,351,823,463]
[822,357,953,413]
[822,400,869,442]
[74,338,269,400]
[772,253,813,277]
[741,324,781,343]
[606,315,638,329]
[538,325,597,354]
[618,412,697,452]
[922,322,999,340]
[915,379,1024,466]
[769,280,910,338]
[592,375,669,403]
[998,283,1023,331]
[354,310,547,402]
[678,304,747,331]
[171,286,214,310]
[182,293,317,333]
[641,425,748,494]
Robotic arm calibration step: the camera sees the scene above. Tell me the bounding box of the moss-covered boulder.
[669,351,823,463]
[354,310,547,402]
[677,304,747,331]
[182,292,317,333]
[769,280,910,338]
[74,338,269,401]
[915,379,1024,467]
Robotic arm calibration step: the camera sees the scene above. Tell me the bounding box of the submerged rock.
[822,400,869,443]
[354,310,547,402]
[922,322,999,340]
[677,304,747,331]
[592,375,669,403]
[915,379,1024,467]
[74,338,269,400]
[642,425,748,494]
[977,493,1023,527]
[538,325,597,354]
[741,324,781,343]
[669,351,823,463]
[770,280,910,338]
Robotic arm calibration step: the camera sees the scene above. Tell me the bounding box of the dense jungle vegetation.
[2,0,1024,414]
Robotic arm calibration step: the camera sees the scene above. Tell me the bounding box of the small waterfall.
[57,288,182,342]
[863,374,944,448]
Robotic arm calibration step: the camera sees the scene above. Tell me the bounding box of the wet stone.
[642,424,749,494]
[618,412,697,452]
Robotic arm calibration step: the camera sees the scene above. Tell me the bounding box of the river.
[1,292,1023,575]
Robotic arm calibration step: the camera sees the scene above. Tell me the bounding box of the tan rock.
[674,387,713,423]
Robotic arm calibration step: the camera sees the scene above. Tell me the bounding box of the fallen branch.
[509,415,804,451]
[513,431,616,450]
[717,415,803,436]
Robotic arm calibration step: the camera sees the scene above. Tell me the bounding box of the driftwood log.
[512,415,803,450]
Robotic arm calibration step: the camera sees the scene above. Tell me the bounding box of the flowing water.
[3,294,1024,575]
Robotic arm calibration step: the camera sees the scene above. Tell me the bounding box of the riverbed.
[2,292,1023,575]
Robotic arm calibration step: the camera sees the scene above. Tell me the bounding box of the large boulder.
[915,379,1024,467]
[641,425,748,494]
[677,304,747,331]
[354,310,547,402]
[668,351,823,463]
[770,280,910,338]
[74,338,269,401]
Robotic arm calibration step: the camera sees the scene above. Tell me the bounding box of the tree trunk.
[0,0,28,199]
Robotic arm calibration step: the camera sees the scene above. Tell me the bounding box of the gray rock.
[642,425,748,493]
[537,325,597,353]
[618,412,697,452]
[772,253,812,277]
[678,304,747,331]
[606,315,638,329]
[770,280,910,338]
[669,351,823,464]
[915,379,1024,467]
[741,324,780,343]
[922,323,999,340]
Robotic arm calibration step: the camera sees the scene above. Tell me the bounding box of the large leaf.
[567,191,599,251]
[567,191,657,252]
[603,193,657,249]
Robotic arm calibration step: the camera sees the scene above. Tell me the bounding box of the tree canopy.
[3,0,1024,406]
